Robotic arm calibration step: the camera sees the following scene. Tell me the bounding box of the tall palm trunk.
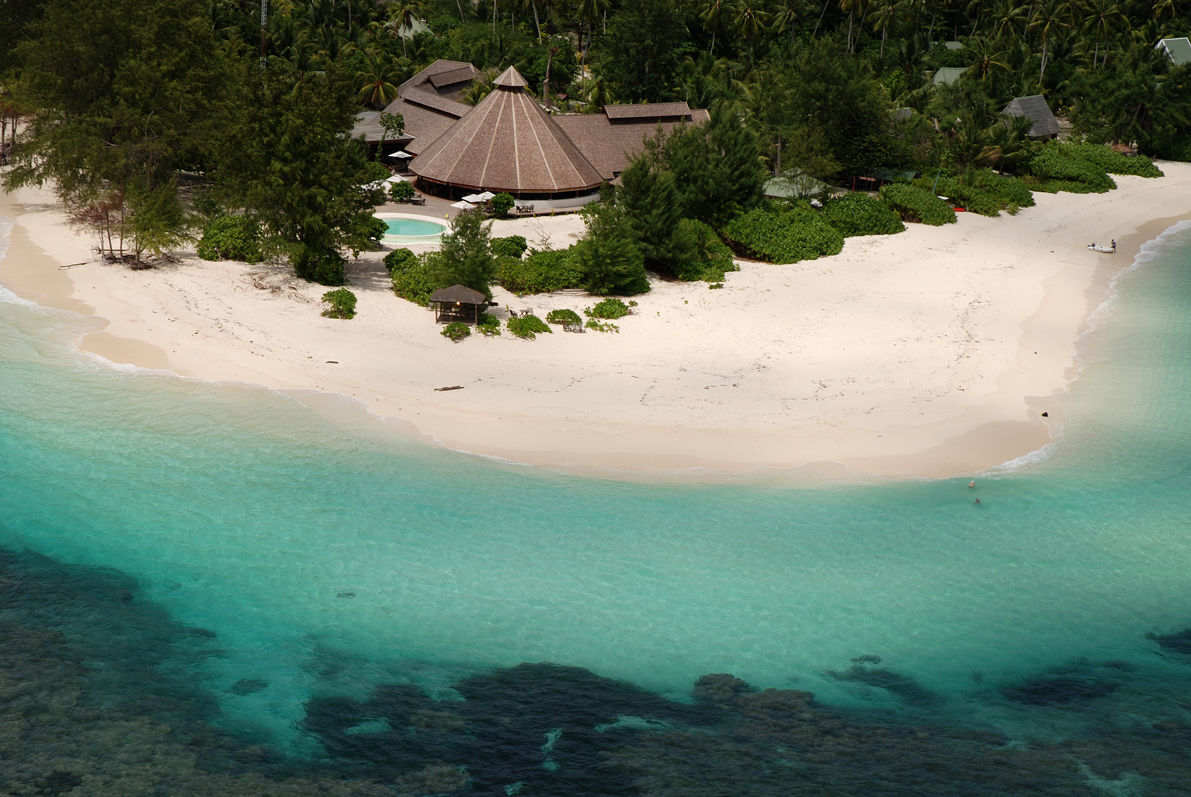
[531,0,541,43]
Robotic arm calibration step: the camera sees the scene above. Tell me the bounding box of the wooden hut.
[410,67,604,199]
[429,285,488,324]
[1002,96,1061,139]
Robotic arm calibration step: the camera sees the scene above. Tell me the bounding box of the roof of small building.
[1157,37,1191,66]
[944,40,964,50]
[932,67,966,85]
[1002,95,1061,138]
[430,284,488,305]
[410,67,603,195]
[400,60,480,100]
[604,102,695,121]
[553,107,709,181]
[428,66,481,90]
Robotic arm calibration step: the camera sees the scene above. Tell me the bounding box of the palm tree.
[734,1,770,45]
[1028,0,1072,82]
[577,0,609,64]
[387,0,423,58]
[517,0,542,43]
[771,0,802,47]
[356,51,401,108]
[964,36,1010,79]
[840,0,870,52]
[1081,0,1128,67]
[870,0,903,59]
[987,0,1027,44]
[700,0,732,54]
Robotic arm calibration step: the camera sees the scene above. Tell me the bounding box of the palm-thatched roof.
[1002,95,1061,138]
[410,67,603,196]
[429,284,487,305]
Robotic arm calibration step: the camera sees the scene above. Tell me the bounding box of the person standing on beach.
[1111,239,1116,253]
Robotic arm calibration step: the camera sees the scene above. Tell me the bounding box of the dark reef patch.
[6,544,1191,796]
[1148,626,1191,655]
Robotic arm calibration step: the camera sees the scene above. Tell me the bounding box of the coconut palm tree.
[964,36,1010,79]
[699,0,731,54]
[1081,0,1129,67]
[870,0,904,59]
[771,0,802,47]
[734,1,770,45]
[387,0,423,58]
[987,0,1027,44]
[1028,0,1072,82]
[356,50,401,108]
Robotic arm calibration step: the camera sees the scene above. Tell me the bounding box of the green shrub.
[1026,144,1117,194]
[383,247,418,275]
[477,312,502,336]
[489,192,515,216]
[389,181,415,201]
[295,245,347,285]
[364,216,388,248]
[321,288,357,319]
[491,235,529,259]
[721,206,845,263]
[575,203,650,296]
[822,193,906,236]
[1062,143,1162,178]
[391,251,441,306]
[546,308,582,326]
[196,215,262,263]
[911,171,1035,217]
[673,219,738,281]
[879,184,957,226]
[585,319,619,333]
[507,314,552,339]
[496,247,584,294]
[1160,136,1191,163]
[585,298,630,319]
[441,321,470,341]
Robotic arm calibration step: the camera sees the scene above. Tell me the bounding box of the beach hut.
[410,67,604,199]
[429,285,488,324]
[1155,37,1191,67]
[1001,96,1061,139]
[932,67,965,86]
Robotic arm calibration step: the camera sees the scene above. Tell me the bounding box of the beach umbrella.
[388,151,413,159]
[385,175,407,183]
[475,191,496,201]
[461,193,486,203]
[450,200,476,210]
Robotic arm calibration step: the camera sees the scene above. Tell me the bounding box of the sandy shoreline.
[4,166,1191,479]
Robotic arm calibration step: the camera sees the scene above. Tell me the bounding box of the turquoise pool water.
[3,217,1191,792]
[383,217,445,239]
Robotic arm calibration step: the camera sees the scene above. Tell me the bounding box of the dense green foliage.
[490,236,529,259]
[1059,144,1163,178]
[722,206,845,264]
[431,210,497,299]
[822,193,906,236]
[489,193,515,217]
[574,203,649,296]
[912,171,1036,217]
[197,215,263,263]
[546,309,583,326]
[496,247,583,294]
[1026,145,1118,194]
[477,313,501,336]
[390,251,440,306]
[507,314,552,340]
[879,185,957,226]
[389,181,415,201]
[675,219,738,281]
[585,298,630,320]
[441,322,470,342]
[320,288,357,319]
[383,247,418,275]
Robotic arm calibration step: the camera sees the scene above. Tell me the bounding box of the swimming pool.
[380,216,447,242]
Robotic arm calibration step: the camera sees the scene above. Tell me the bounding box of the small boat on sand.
[1087,243,1116,253]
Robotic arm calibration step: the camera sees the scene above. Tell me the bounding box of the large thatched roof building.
[353,60,709,199]
[410,67,605,198]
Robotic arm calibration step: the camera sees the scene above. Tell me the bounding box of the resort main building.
[353,61,708,201]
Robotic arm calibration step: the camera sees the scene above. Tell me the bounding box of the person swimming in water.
[968,481,976,488]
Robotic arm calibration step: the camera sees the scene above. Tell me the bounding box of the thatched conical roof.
[410,67,602,196]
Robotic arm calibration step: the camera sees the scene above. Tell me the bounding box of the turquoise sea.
[3,216,1191,795]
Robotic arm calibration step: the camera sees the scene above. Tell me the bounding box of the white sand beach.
[4,165,1191,479]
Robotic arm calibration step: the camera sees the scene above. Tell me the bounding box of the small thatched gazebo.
[429,284,488,324]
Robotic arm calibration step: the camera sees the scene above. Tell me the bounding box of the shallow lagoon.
[2,220,1191,794]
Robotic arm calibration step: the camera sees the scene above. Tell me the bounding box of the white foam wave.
[982,441,1060,476]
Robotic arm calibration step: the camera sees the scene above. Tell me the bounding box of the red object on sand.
[955,207,966,212]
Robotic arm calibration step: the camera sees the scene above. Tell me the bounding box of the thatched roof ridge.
[400,60,479,95]
[604,102,694,121]
[553,109,709,181]
[410,67,602,195]
[494,67,529,87]
[401,88,471,117]
[429,66,480,90]
[1002,95,1061,138]
[430,284,488,305]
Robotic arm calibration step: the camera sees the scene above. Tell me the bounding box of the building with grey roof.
[1002,95,1061,139]
[1156,37,1191,67]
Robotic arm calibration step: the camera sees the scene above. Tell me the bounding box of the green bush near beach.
[197,215,262,263]
[477,313,502,336]
[911,171,1036,217]
[320,288,356,319]
[1062,143,1163,178]
[389,181,415,202]
[383,247,418,275]
[546,309,582,326]
[1025,143,1163,195]
[822,193,905,236]
[507,314,551,339]
[722,206,844,263]
[496,247,583,294]
[390,251,440,306]
[879,184,957,226]
[491,235,528,259]
[585,298,630,320]
[489,192,515,217]
[441,321,470,341]
[673,219,738,281]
